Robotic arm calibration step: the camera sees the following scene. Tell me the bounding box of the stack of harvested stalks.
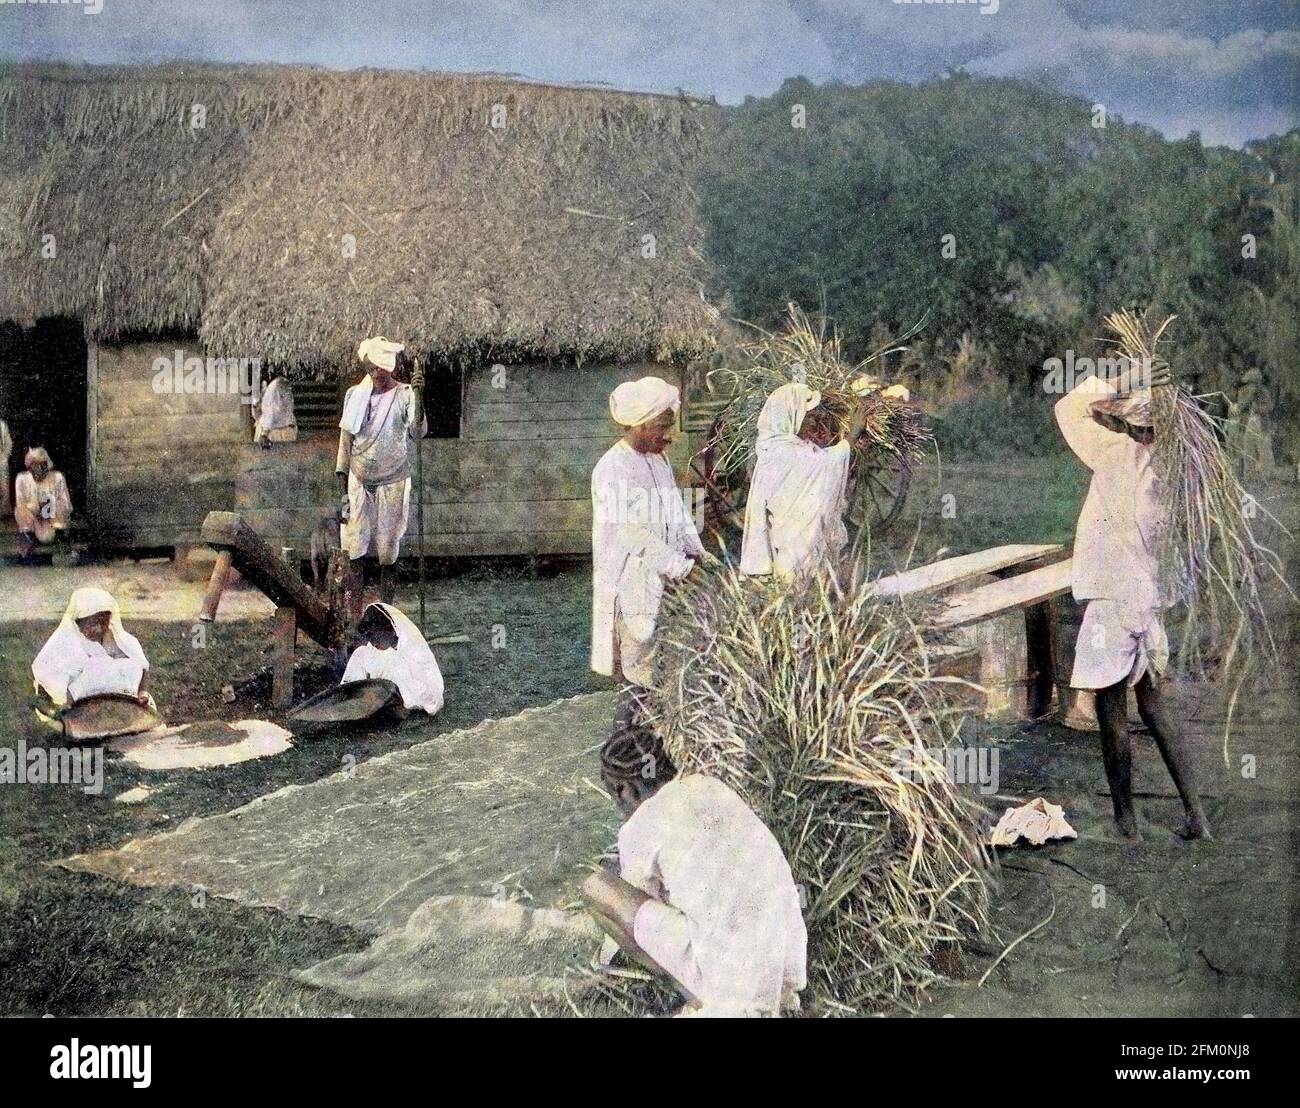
[707,304,931,478]
[1103,310,1293,755]
[641,558,993,1013]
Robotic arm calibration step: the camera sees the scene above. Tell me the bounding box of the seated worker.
[341,602,444,716]
[32,588,151,712]
[740,383,868,582]
[253,372,298,447]
[582,723,807,1017]
[14,447,73,553]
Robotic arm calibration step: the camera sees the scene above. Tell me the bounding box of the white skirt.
[1070,599,1169,690]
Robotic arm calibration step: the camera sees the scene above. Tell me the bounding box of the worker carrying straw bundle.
[1057,309,1292,841]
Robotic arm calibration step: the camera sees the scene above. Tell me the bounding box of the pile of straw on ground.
[706,304,930,478]
[1103,310,1293,755]
[641,559,993,1012]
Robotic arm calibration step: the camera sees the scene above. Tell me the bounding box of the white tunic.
[15,470,72,542]
[253,376,297,443]
[1055,375,1168,688]
[619,775,807,1016]
[741,438,850,580]
[590,439,704,685]
[337,382,426,565]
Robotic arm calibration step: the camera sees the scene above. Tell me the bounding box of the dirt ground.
[1,458,1296,1017]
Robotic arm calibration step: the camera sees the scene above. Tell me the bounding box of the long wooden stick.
[412,357,426,630]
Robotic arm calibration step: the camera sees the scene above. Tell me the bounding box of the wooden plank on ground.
[873,544,1066,599]
[932,558,1073,630]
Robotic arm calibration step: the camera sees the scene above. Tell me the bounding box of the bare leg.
[378,562,396,605]
[581,871,700,1004]
[1134,673,1212,840]
[1095,680,1140,841]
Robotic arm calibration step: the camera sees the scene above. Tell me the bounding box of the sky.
[2,0,1297,147]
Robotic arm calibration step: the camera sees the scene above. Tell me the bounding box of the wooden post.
[198,549,234,622]
[272,605,296,709]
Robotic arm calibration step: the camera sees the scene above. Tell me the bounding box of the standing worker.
[336,337,426,614]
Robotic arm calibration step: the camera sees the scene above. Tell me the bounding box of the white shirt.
[590,439,704,678]
[741,437,850,580]
[1055,375,1163,608]
[619,775,807,1014]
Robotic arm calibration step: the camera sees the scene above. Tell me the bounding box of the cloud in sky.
[2,0,1295,146]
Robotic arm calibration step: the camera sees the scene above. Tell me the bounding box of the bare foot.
[1178,813,1213,841]
[1116,812,1143,843]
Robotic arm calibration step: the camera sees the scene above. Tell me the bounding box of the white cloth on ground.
[608,377,680,428]
[32,587,149,708]
[618,774,807,1017]
[1055,373,1168,689]
[740,383,851,580]
[254,376,297,442]
[341,603,444,714]
[590,439,704,684]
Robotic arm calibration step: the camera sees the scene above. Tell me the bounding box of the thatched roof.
[0,63,721,372]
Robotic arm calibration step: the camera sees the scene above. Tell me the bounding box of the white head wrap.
[32,587,149,708]
[25,446,51,470]
[341,602,445,714]
[755,382,822,451]
[357,336,404,372]
[609,377,680,428]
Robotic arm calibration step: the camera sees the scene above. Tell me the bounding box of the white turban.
[609,377,680,428]
[25,447,51,469]
[357,336,404,372]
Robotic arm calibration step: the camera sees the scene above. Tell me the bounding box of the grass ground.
[1,454,1295,1016]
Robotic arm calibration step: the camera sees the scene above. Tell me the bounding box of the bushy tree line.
[697,75,1298,461]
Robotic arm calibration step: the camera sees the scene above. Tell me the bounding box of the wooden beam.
[873,544,1066,599]
[200,510,336,646]
[271,605,297,709]
[933,558,1074,630]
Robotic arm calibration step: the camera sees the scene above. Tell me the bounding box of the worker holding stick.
[336,337,426,618]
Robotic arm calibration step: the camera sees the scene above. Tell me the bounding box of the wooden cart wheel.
[846,450,913,537]
[694,413,749,541]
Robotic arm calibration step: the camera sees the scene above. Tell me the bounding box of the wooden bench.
[873,545,1071,721]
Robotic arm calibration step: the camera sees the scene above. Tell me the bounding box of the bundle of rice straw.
[707,304,931,479]
[642,558,993,1012]
[1103,309,1293,757]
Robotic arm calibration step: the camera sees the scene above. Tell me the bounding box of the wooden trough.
[874,544,1075,722]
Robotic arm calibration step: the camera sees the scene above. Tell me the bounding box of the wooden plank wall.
[234,362,701,557]
[93,342,247,548]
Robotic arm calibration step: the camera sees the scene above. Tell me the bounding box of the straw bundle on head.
[707,304,930,478]
[1102,310,1293,755]
[640,559,993,1012]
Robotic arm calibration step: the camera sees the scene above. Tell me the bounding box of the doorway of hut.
[0,318,89,549]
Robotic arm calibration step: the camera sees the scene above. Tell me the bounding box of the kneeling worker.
[582,723,808,1017]
[341,602,444,717]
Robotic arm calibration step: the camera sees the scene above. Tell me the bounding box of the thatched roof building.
[0,62,721,556]
[0,62,720,371]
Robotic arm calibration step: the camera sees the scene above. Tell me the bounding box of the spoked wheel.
[694,413,749,544]
[846,450,913,538]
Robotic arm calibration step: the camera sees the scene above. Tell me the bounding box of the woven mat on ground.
[57,692,619,934]
[296,894,602,1013]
